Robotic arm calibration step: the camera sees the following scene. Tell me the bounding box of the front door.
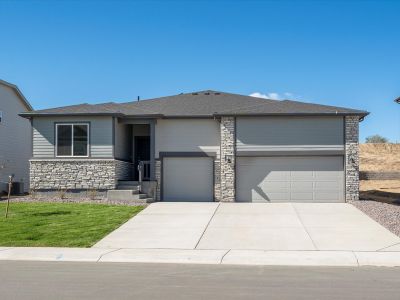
[134,136,150,180]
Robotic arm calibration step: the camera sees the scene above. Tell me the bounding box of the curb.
[1,247,400,267]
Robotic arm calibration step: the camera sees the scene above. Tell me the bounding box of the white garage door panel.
[163,157,213,202]
[237,156,344,203]
[315,181,341,189]
[315,192,341,201]
[291,192,314,201]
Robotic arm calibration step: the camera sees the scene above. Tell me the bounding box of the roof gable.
[0,79,33,111]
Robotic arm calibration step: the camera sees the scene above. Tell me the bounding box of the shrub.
[86,188,98,201]
[365,135,389,143]
[57,187,68,200]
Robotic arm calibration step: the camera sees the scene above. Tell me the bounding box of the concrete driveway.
[94,202,400,251]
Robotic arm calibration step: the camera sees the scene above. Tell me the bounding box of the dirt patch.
[359,144,400,204]
[360,143,400,172]
[359,180,400,204]
[360,180,400,194]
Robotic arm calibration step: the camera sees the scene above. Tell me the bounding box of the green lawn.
[0,202,144,247]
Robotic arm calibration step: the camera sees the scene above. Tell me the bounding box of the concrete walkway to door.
[93,202,400,252]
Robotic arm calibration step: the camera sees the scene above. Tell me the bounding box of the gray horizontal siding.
[155,119,220,158]
[114,119,132,160]
[32,116,113,158]
[32,118,54,157]
[0,84,31,191]
[236,116,344,153]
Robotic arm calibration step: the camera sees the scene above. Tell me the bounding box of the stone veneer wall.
[30,159,132,190]
[345,116,360,201]
[220,117,236,202]
[360,171,400,181]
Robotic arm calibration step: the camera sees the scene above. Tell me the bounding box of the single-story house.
[19,90,368,203]
[0,79,32,193]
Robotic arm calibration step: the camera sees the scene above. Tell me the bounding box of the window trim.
[55,123,90,157]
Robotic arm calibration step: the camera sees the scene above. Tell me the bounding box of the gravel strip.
[350,200,400,237]
[0,195,148,206]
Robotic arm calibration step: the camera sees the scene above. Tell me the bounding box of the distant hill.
[359,143,400,171]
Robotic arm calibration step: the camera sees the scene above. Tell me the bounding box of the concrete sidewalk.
[1,247,400,267]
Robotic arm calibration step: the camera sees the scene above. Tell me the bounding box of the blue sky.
[1,0,399,142]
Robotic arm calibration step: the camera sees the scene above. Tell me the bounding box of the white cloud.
[250,91,297,100]
[249,92,281,100]
[284,92,293,98]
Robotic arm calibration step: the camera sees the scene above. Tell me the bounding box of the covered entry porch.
[107,118,157,202]
[115,118,156,182]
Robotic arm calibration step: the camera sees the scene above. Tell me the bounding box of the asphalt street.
[0,261,399,300]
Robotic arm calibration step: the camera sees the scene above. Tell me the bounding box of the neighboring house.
[19,90,368,202]
[0,79,33,193]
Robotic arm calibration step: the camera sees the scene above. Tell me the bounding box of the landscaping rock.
[0,195,146,206]
[350,199,400,237]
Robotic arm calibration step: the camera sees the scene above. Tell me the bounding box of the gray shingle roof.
[20,90,368,118]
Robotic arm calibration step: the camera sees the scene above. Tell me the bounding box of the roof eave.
[161,114,214,119]
[120,114,164,119]
[213,112,369,117]
[18,112,125,119]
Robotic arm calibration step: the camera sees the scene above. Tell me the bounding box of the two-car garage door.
[236,156,344,203]
[162,156,344,203]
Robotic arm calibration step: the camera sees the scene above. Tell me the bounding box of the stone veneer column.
[345,116,360,201]
[220,117,236,202]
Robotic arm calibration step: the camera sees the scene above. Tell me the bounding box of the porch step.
[139,198,155,204]
[118,181,139,185]
[117,180,140,191]
[107,190,152,202]
[109,180,154,203]
[117,184,140,191]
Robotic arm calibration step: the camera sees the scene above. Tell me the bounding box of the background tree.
[365,134,389,143]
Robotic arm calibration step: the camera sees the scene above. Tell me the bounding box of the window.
[56,124,89,157]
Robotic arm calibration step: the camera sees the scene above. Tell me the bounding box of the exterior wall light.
[225,155,233,164]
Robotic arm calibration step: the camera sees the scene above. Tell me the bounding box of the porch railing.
[138,160,151,182]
